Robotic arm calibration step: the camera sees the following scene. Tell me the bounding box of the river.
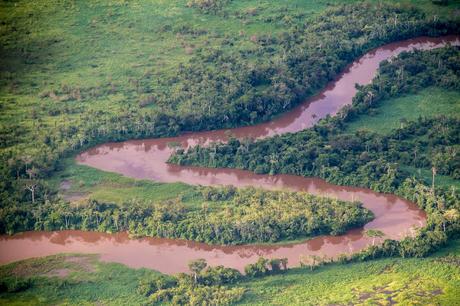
[1,36,458,274]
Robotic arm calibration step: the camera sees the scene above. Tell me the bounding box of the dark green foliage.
[137,257,287,304]
[432,0,449,5]
[137,275,177,297]
[200,265,242,286]
[244,257,288,277]
[201,185,236,201]
[0,277,33,293]
[171,47,460,191]
[0,187,372,245]
[155,3,458,133]
[244,257,269,277]
[172,47,460,258]
[138,259,245,305]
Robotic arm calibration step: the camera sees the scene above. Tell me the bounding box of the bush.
[137,275,176,296]
[200,265,242,285]
[0,277,33,293]
[186,0,231,13]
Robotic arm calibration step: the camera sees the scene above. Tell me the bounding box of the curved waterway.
[1,36,459,274]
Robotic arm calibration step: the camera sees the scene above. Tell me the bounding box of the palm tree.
[432,166,437,195]
[443,209,459,232]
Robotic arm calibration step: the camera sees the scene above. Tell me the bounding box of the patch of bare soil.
[59,180,88,202]
[60,180,72,190]
[65,256,96,272]
[45,268,71,278]
[62,192,88,202]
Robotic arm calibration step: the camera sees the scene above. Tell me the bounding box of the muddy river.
[1,36,458,274]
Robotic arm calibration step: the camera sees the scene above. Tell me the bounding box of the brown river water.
[1,36,458,274]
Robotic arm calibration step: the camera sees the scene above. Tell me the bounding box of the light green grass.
[49,158,202,207]
[345,88,460,134]
[0,254,156,305]
[402,165,460,189]
[237,238,460,305]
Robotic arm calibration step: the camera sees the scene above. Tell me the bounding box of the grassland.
[49,158,202,207]
[1,239,459,305]
[0,254,155,305]
[345,87,460,134]
[238,240,460,305]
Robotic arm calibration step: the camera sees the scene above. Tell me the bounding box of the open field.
[0,254,155,305]
[345,87,460,134]
[238,238,460,305]
[49,158,201,207]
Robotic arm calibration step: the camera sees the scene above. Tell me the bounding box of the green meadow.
[345,88,460,135]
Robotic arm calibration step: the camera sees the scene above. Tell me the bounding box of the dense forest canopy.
[171,47,460,190]
[0,185,372,245]
[171,46,460,257]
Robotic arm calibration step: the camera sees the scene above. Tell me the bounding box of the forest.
[171,46,460,257]
[0,186,372,244]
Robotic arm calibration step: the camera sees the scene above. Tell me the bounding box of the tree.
[268,258,281,273]
[23,167,40,204]
[443,209,459,232]
[280,258,288,270]
[244,257,269,277]
[365,229,385,246]
[188,259,207,284]
[23,180,38,204]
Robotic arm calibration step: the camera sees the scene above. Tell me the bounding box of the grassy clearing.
[48,158,202,207]
[402,165,460,189]
[1,239,459,305]
[0,254,156,305]
[237,238,460,305]
[345,87,460,135]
